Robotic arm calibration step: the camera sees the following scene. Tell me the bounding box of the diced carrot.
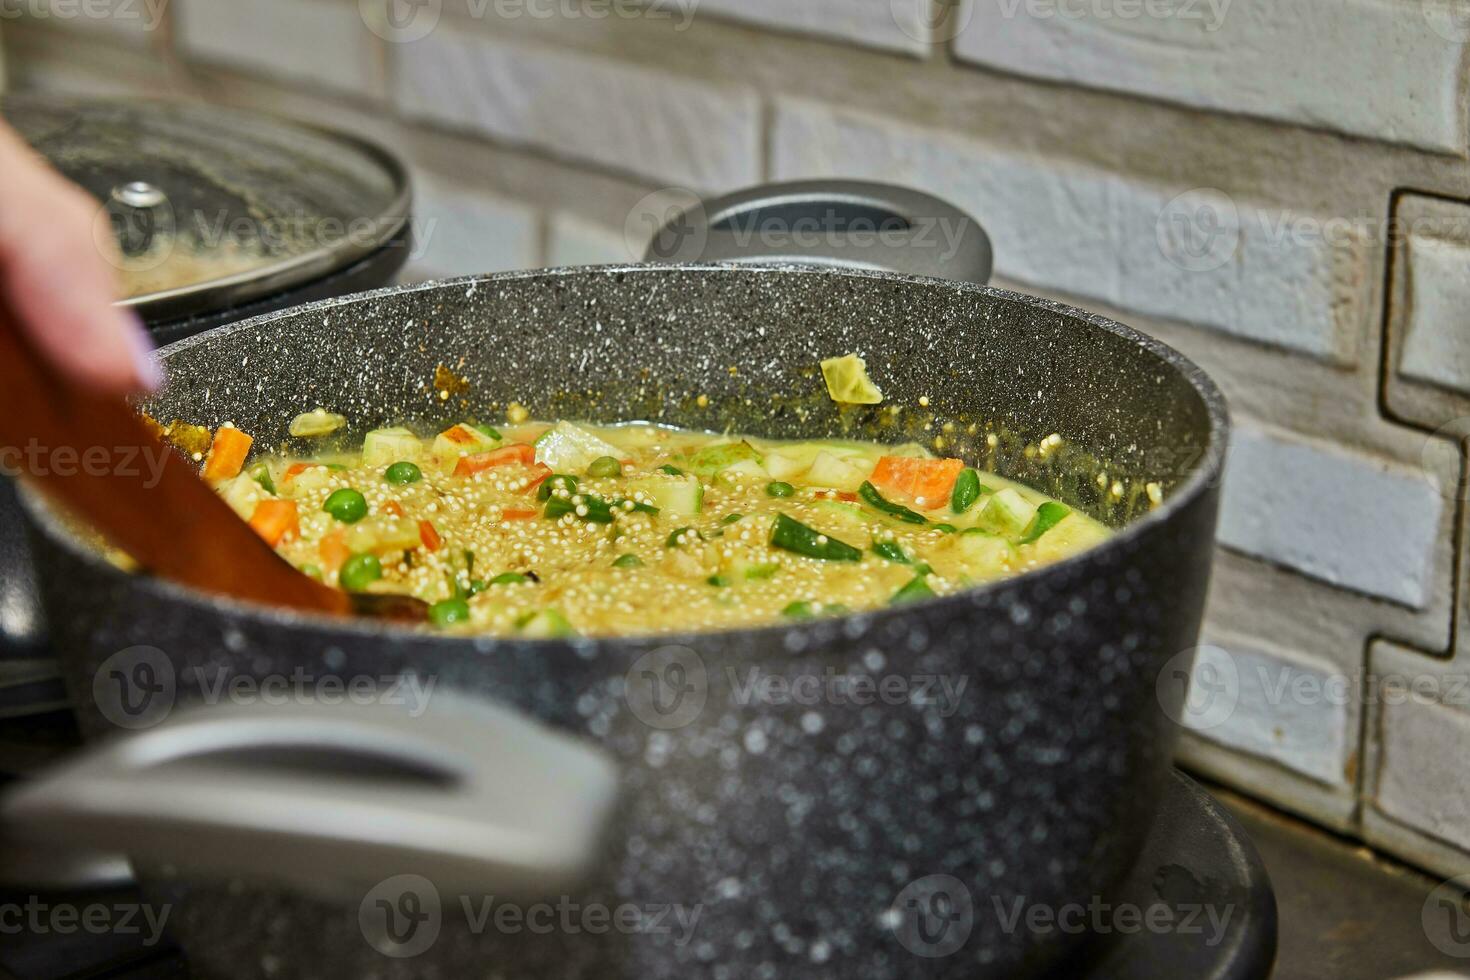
[869,456,965,508]
[418,520,442,553]
[501,508,538,521]
[319,528,351,572]
[283,462,316,481]
[815,489,859,502]
[202,426,253,482]
[248,499,299,546]
[382,500,406,518]
[453,443,535,477]
[521,463,553,495]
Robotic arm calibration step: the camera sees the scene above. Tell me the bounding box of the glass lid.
[1,95,411,322]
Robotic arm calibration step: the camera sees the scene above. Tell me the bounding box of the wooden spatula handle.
[0,307,349,617]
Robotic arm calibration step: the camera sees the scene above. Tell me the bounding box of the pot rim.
[21,263,1230,650]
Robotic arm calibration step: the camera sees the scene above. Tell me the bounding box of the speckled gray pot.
[22,265,1226,979]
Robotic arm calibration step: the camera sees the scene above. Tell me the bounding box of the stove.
[0,709,1460,980]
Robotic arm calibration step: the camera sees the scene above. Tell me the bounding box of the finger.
[0,124,161,395]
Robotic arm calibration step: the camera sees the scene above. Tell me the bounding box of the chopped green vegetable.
[473,423,503,441]
[782,600,850,620]
[1020,502,1073,544]
[871,540,910,564]
[385,462,422,486]
[858,481,927,525]
[628,473,703,516]
[820,354,884,405]
[979,488,1038,537]
[587,456,623,478]
[950,468,985,514]
[533,422,622,472]
[323,488,368,524]
[545,492,615,524]
[891,576,936,605]
[339,553,382,591]
[363,427,421,467]
[429,598,472,627]
[611,497,660,516]
[743,562,780,581]
[707,575,731,588]
[666,527,704,548]
[658,464,684,476]
[721,513,744,525]
[247,462,276,496]
[289,408,346,438]
[517,609,576,638]
[685,441,763,477]
[300,563,322,580]
[487,572,531,586]
[537,474,580,501]
[613,553,644,568]
[933,523,958,534]
[766,481,795,498]
[770,513,862,562]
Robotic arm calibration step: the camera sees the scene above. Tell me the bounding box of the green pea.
[613,554,644,568]
[766,481,795,498]
[323,488,368,524]
[587,456,623,479]
[429,598,472,627]
[385,462,422,486]
[339,553,382,591]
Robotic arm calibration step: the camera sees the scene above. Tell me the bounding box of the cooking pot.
[5,182,1226,978]
[0,96,412,713]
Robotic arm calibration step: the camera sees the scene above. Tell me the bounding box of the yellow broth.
[212,421,1111,636]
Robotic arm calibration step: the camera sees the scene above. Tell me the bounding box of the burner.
[1056,770,1278,979]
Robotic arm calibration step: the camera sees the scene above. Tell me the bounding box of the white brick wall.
[772,98,1367,362]
[954,0,1470,154]
[178,0,379,96]
[1401,233,1470,396]
[1178,636,1351,786]
[1375,687,1470,847]
[393,25,761,190]
[403,175,539,280]
[699,0,935,55]
[1218,424,1444,608]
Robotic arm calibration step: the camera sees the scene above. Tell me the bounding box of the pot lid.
[0,95,411,323]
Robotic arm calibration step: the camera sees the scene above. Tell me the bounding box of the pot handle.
[0,693,620,902]
[642,180,992,285]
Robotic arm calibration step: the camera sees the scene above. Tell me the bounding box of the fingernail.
[122,313,164,393]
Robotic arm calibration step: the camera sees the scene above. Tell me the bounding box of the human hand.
[0,120,161,394]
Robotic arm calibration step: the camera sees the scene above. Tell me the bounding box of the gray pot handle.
[643,180,992,285]
[1,693,619,902]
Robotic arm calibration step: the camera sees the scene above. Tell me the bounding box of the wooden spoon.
[0,309,426,623]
